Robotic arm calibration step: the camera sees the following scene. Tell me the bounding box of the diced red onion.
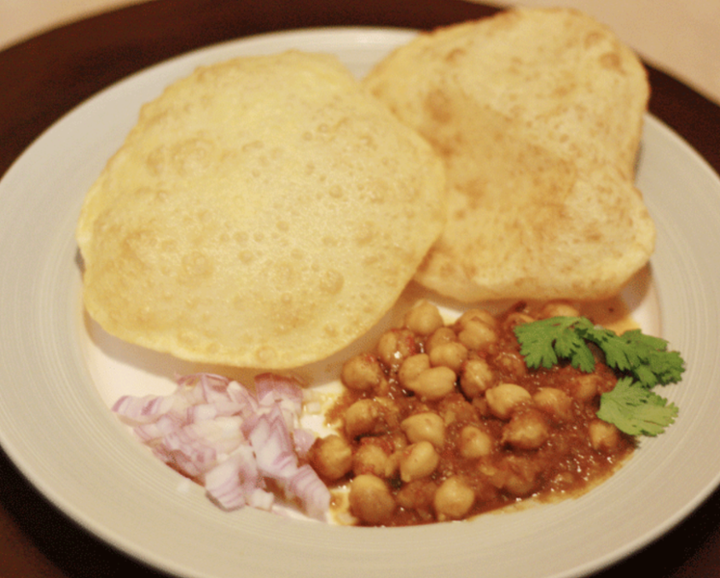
[204,445,259,510]
[284,464,331,521]
[113,372,329,520]
[255,373,304,409]
[112,394,175,424]
[247,487,275,512]
[292,428,316,459]
[133,412,184,442]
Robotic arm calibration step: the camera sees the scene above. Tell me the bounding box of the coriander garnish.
[514,316,685,436]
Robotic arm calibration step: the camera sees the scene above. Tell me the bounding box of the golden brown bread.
[363,8,655,302]
[76,51,446,369]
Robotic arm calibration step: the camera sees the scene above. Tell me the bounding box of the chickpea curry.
[309,300,639,526]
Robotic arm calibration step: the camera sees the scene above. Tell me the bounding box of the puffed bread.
[364,8,655,301]
[76,51,446,368]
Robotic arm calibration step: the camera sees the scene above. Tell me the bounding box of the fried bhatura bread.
[363,8,655,302]
[76,51,446,369]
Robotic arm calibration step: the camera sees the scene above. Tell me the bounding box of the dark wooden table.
[2,1,720,576]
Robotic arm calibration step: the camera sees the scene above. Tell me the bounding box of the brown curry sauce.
[310,300,636,526]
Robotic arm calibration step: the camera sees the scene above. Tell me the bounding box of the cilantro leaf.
[579,327,685,388]
[597,377,678,436]
[514,316,595,372]
[514,314,686,438]
[515,316,686,389]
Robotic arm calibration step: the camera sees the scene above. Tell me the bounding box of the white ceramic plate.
[1,27,720,578]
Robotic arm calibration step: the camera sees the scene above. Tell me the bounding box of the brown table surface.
[2,1,720,577]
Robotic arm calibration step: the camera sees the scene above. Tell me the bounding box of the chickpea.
[493,351,528,378]
[341,354,385,392]
[589,420,621,452]
[438,393,476,424]
[377,328,417,367]
[473,477,500,504]
[396,479,437,511]
[486,383,533,420]
[353,443,394,478]
[374,397,401,429]
[460,358,495,398]
[433,476,475,521]
[349,474,396,524]
[345,399,383,439]
[572,374,600,402]
[503,312,535,329]
[429,341,468,373]
[400,441,440,482]
[308,435,352,481]
[533,387,573,421]
[389,431,408,452]
[401,412,446,448]
[455,309,497,330]
[539,301,580,319]
[458,319,498,350]
[502,410,550,450]
[406,366,457,401]
[398,354,430,389]
[404,300,444,336]
[425,326,457,354]
[458,425,494,458]
[478,462,505,489]
[471,396,491,418]
[499,456,541,497]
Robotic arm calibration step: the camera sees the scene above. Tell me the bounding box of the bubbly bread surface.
[363,8,655,302]
[76,51,446,368]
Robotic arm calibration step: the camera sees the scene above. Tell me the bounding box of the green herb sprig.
[513,316,685,436]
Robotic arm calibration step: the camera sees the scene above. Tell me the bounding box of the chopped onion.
[113,372,330,520]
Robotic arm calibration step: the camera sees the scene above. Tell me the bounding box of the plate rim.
[1,25,720,578]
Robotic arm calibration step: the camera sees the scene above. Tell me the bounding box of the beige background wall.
[1,0,719,105]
